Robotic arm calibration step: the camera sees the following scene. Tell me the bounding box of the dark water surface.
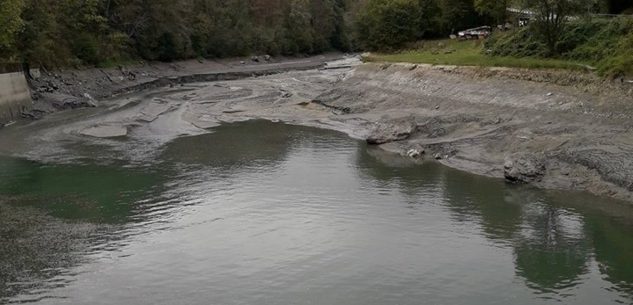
[2,121,633,305]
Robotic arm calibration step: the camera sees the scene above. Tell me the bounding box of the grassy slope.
[364,39,588,71]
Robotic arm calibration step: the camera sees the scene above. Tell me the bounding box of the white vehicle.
[457,26,492,39]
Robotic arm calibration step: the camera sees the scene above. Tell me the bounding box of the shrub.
[485,18,633,76]
[355,0,425,50]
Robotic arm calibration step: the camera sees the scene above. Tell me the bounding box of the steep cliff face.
[0,71,31,125]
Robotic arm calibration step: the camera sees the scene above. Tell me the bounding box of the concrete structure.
[0,70,31,125]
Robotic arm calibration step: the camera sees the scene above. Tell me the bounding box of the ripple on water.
[2,121,633,305]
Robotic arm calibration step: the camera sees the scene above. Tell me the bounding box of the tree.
[522,0,591,55]
[474,0,509,24]
[438,0,479,34]
[4,0,353,66]
[355,0,424,50]
[0,0,25,60]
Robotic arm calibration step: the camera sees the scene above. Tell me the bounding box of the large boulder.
[504,153,546,183]
[366,116,417,145]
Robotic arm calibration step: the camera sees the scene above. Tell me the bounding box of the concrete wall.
[0,71,31,124]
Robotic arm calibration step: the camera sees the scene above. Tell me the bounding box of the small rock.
[434,153,442,160]
[546,92,553,96]
[407,149,424,158]
[264,55,272,61]
[251,56,260,62]
[435,105,440,110]
[240,61,246,65]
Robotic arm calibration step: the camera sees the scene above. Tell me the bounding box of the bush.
[355,0,425,50]
[485,18,633,76]
[485,27,548,57]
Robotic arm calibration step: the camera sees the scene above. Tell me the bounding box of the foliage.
[353,0,481,51]
[0,0,349,67]
[474,0,509,24]
[1,0,630,76]
[486,18,633,76]
[485,27,549,57]
[355,0,425,50]
[0,0,25,59]
[520,0,592,55]
[366,39,584,70]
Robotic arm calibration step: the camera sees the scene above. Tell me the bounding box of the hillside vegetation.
[369,17,633,77]
[0,0,351,67]
[0,0,631,76]
[486,18,633,77]
[365,39,586,71]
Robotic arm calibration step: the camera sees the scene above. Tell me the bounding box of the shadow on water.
[0,121,340,302]
[0,156,165,302]
[357,144,633,301]
[160,120,298,169]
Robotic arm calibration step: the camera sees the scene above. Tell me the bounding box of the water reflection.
[2,121,633,304]
[0,156,165,302]
[358,145,633,302]
[0,121,347,303]
[0,156,161,223]
[161,121,296,169]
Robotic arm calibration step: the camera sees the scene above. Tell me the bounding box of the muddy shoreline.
[24,53,346,117]
[3,56,633,203]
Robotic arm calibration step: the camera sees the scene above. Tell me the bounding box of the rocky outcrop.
[503,153,546,183]
[366,116,417,145]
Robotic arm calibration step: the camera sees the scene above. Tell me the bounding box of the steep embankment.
[25,54,344,118]
[316,63,633,201]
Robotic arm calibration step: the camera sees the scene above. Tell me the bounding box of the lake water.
[1,120,633,305]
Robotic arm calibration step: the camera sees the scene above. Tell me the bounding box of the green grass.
[364,39,589,71]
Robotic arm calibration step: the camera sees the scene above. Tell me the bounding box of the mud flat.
[3,58,633,202]
[317,63,633,202]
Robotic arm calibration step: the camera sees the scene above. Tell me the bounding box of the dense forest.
[0,0,353,67]
[0,0,631,68]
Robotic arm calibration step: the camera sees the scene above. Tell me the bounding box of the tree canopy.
[0,0,627,66]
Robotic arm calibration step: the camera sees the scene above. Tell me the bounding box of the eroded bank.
[2,58,633,202]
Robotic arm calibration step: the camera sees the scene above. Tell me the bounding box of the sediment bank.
[2,57,633,203]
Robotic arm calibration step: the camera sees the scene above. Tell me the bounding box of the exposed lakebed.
[2,121,633,305]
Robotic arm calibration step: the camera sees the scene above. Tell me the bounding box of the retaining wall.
[0,71,31,124]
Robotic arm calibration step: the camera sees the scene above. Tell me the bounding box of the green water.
[1,121,633,305]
